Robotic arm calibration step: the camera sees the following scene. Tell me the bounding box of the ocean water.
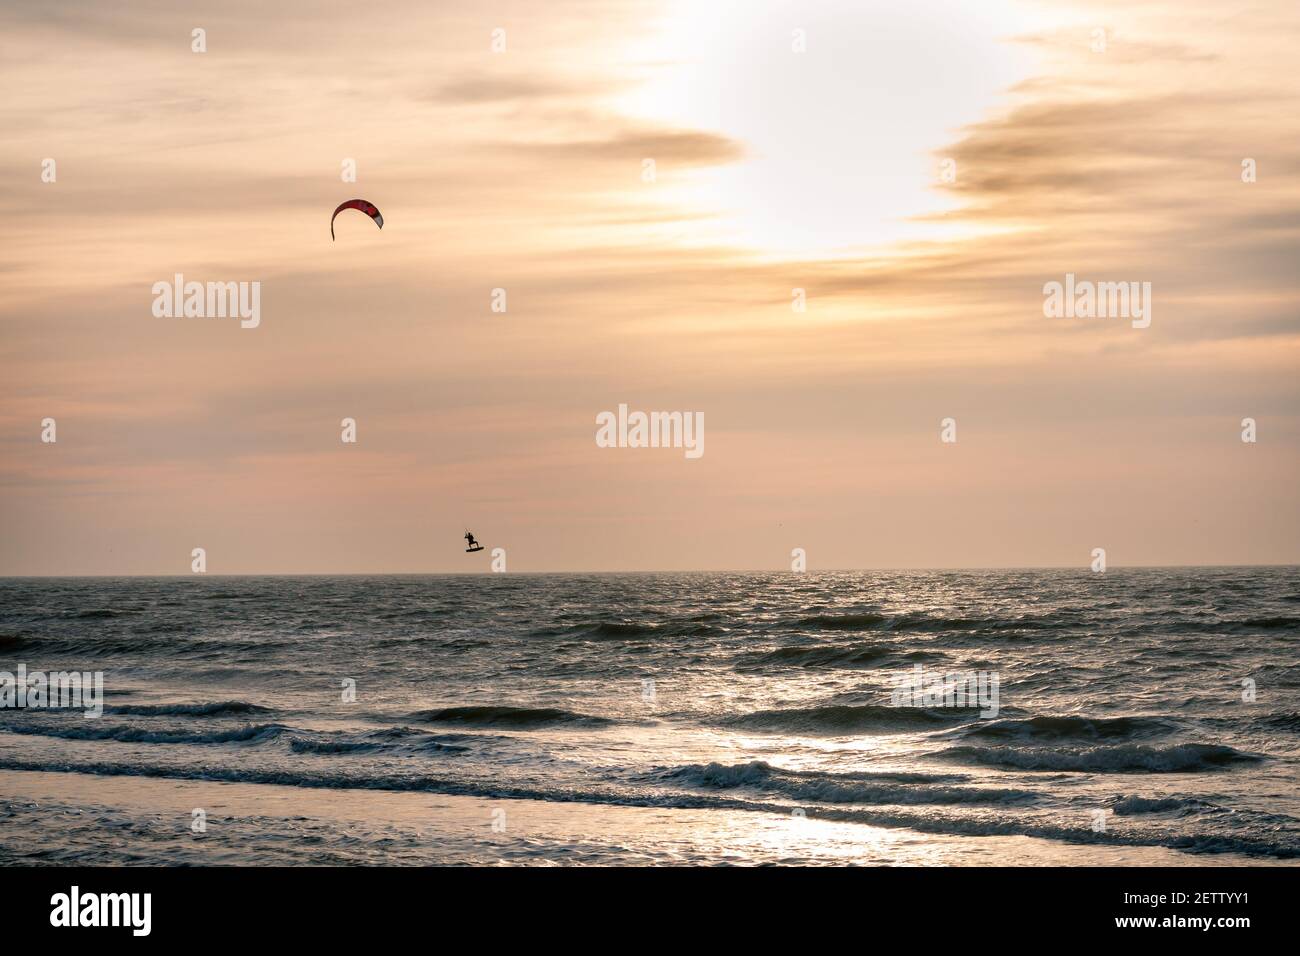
[1,569,1297,865]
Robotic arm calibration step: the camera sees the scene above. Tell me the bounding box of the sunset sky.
[2,0,1297,573]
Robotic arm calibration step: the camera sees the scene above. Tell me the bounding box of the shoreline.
[0,769,1276,867]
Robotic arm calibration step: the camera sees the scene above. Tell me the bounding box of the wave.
[1,756,1293,859]
[0,634,33,652]
[1,714,474,755]
[579,622,662,639]
[1111,795,1224,816]
[288,738,382,754]
[4,635,166,656]
[529,620,718,640]
[1257,711,1300,732]
[659,762,971,785]
[104,701,272,717]
[287,737,467,755]
[2,722,287,745]
[734,644,941,671]
[1240,616,1300,630]
[662,761,1037,806]
[958,715,1177,741]
[795,613,890,631]
[288,727,471,755]
[408,705,614,728]
[0,634,281,658]
[935,742,1264,773]
[0,755,782,814]
[721,704,985,734]
[793,610,1068,635]
[894,613,1066,634]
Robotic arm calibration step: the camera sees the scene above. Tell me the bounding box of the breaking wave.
[935,742,1264,773]
[958,715,1178,741]
[661,761,1037,806]
[104,701,272,717]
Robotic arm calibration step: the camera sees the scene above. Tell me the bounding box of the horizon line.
[2,562,1297,579]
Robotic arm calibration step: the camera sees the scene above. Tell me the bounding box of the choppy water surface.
[1,569,1297,864]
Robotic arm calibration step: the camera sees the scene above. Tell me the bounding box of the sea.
[1,568,1297,865]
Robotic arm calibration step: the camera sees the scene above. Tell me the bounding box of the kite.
[331,199,383,240]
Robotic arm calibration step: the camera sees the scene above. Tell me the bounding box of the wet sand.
[0,770,1265,866]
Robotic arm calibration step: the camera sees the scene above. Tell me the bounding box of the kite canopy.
[331,199,383,240]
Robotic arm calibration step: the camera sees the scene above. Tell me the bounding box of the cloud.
[430,75,585,104]
[511,127,745,166]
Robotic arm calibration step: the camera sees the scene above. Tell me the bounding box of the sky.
[1,0,1297,573]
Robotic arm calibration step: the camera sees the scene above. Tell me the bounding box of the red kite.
[331,199,383,240]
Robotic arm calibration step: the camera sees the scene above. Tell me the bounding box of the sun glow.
[616,0,1044,255]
